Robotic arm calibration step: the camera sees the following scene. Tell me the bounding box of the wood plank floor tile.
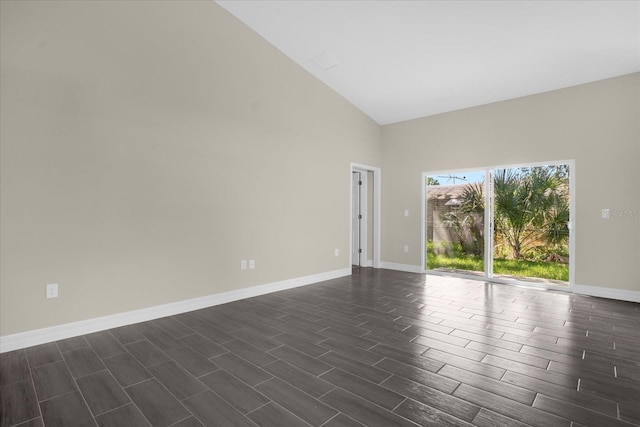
[319,338,383,365]
[262,359,334,398]
[179,333,227,359]
[39,390,95,427]
[94,403,151,427]
[211,352,272,386]
[413,336,486,361]
[109,323,154,345]
[321,413,366,427]
[482,354,578,388]
[125,379,190,427]
[230,326,281,352]
[472,408,531,427]
[501,370,618,417]
[223,339,279,366]
[268,345,332,376]
[256,377,338,426]
[247,402,313,427]
[150,318,195,339]
[124,340,171,368]
[437,364,535,404]
[63,346,105,378]
[320,368,405,410]
[272,333,329,358]
[183,390,255,427]
[199,369,269,414]
[147,360,207,400]
[453,383,570,427]
[25,343,62,368]
[0,350,31,388]
[422,348,505,380]
[163,346,219,378]
[376,357,457,393]
[31,361,76,401]
[143,329,184,352]
[0,380,39,427]
[85,332,127,359]
[55,336,89,353]
[466,341,549,368]
[102,352,152,388]
[75,370,130,416]
[533,394,636,427]
[170,417,205,427]
[450,329,523,352]
[3,269,639,427]
[393,398,474,427]
[381,374,480,422]
[320,387,419,427]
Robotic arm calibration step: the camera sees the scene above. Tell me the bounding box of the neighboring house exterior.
[427,183,483,255]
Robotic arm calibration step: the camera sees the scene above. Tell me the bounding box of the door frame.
[422,160,575,291]
[352,170,366,266]
[350,163,381,268]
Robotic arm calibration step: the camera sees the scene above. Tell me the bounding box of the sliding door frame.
[422,160,575,291]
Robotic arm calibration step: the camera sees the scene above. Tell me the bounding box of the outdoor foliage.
[493,165,569,261]
[426,242,569,281]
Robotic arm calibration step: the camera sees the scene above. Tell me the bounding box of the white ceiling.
[216,1,640,125]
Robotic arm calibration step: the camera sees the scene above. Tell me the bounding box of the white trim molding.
[379,262,423,274]
[382,263,640,304]
[0,268,351,353]
[573,284,640,303]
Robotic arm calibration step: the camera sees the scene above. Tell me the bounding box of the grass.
[427,252,569,281]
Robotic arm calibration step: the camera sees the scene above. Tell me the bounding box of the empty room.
[1,1,639,427]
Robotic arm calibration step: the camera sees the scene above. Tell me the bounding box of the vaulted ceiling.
[217,1,640,125]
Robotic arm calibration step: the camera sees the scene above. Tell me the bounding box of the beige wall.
[382,73,640,292]
[0,1,381,336]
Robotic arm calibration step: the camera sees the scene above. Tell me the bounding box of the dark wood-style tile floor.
[2,269,640,427]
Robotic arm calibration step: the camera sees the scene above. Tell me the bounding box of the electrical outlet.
[249,259,255,269]
[404,245,409,253]
[334,249,339,256]
[241,260,247,270]
[46,283,58,299]
[404,209,409,217]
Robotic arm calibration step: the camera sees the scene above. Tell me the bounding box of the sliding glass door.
[424,162,572,287]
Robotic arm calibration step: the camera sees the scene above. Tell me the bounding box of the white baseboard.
[379,262,423,274]
[380,262,640,304]
[572,284,640,303]
[0,268,351,353]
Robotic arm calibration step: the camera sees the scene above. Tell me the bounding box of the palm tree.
[493,166,569,260]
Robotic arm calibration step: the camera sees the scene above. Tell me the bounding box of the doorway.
[351,163,381,269]
[352,171,365,266]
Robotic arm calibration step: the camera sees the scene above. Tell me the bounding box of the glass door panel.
[492,165,570,285]
[426,172,486,276]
